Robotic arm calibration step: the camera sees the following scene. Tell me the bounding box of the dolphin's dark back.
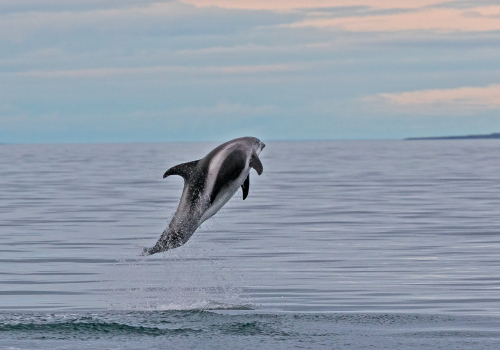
[193,140,250,204]
[209,149,247,202]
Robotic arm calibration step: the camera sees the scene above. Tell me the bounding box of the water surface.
[1,140,500,348]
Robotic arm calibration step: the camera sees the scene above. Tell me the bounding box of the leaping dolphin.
[143,137,265,255]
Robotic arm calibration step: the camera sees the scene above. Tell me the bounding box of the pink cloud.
[179,1,500,33]
[290,7,500,32]
[379,84,500,111]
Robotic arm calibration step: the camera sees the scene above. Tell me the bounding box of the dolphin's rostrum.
[143,137,265,255]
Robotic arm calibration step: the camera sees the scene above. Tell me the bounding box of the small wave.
[0,312,204,339]
[0,311,289,341]
[0,321,201,339]
[2,311,499,347]
[118,300,253,311]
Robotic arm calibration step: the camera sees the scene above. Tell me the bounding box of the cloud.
[166,101,280,119]
[180,0,457,11]
[0,0,167,13]
[376,84,500,112]
[0,1,298,43]
[291,7,500,32]
[6,63,306,78]
[178,1,500,33]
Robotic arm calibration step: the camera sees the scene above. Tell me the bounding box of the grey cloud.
[429,0,500,9]
[0,2,301,46]
[0,1,302,74]
[0,0,173,14]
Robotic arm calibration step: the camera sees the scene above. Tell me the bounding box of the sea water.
[1,140,500,349]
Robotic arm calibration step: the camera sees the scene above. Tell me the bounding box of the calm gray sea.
[1,140,500,349]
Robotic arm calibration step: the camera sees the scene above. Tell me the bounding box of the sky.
[1,0,500,143]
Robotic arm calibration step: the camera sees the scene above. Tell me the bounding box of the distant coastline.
[405,132,500,140]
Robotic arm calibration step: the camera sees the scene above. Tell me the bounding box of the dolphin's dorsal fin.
[249,155,263,175]
[241,174,249,200]
[163,160,199,180]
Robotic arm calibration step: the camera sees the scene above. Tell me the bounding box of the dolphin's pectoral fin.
[163,160,199,180]
[241,174,250,200]
[249,155,263,175]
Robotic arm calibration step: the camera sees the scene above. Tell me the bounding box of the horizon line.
[2,132,500,146]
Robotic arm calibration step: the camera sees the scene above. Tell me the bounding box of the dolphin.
[143,137,265,255]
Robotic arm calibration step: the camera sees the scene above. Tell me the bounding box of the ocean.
[1,140,500,349]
